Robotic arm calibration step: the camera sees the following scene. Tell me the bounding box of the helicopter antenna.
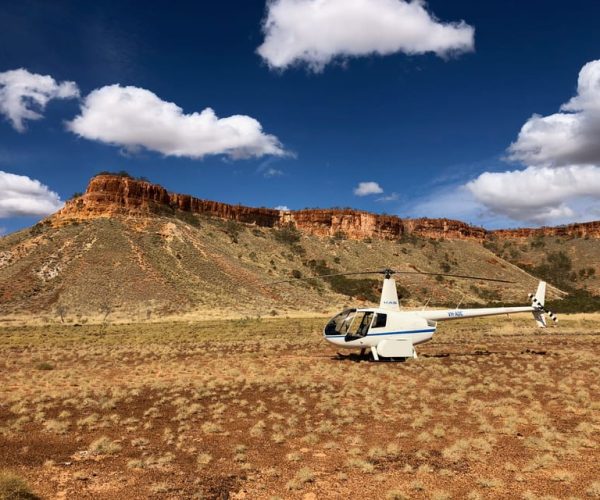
[455,295,464,310]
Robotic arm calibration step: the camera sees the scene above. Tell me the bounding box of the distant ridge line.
[52,174,600,242]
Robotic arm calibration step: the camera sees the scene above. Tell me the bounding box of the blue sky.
[1,0,600,235]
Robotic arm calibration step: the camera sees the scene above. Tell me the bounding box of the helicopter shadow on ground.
[331,349,549,362]
[332,352,409,363]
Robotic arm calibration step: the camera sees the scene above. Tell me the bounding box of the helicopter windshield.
[324,309,374,339]
[324,309,356,336]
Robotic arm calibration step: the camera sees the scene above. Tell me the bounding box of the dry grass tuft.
[88,436,121,455]
[0,470,38,499]
[386,490,409,500]
[286,467,314,490]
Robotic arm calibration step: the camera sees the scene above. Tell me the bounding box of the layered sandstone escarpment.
[54,174,600,241]
[404,218,487,240]
[281,209,405,240]
[57,175,281,227]
[55,174,487,241]
[491,222,600,239]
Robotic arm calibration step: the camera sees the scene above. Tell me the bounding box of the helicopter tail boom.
[418,305,534,323]
[418,281,556,327]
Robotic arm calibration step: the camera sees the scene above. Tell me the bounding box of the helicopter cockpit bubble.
[324,308,356,336]
[324,309,375,340]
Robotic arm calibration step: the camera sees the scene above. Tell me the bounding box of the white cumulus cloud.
[508,59,600,168]
[465,165,600,225]
[376,192,399,202]
[0,171,64,218]
[0,68,79,132]
[462,60,600,225]
[354,181,384,196]
[67,84,287,160]
[274,205,290,210]
[258,0,475,71]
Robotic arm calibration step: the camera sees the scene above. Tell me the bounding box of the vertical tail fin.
[528,281,557,327]
[535,281,546,307]
[379,278,400,311]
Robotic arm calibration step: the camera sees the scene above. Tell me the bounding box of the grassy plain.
[1,315,599,499]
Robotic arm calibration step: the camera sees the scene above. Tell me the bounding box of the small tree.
[225,220,241,243]
[99,301,113,324]
[56,304,67,324]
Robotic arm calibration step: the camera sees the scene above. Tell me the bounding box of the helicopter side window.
[371,313,387,328]
[345,312,373,340]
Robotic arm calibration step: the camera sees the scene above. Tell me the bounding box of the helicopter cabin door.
[344,311,374,342]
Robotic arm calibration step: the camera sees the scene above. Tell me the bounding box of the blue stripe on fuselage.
[325,328,435,338]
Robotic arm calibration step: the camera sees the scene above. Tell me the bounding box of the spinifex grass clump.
[0,470,38,499]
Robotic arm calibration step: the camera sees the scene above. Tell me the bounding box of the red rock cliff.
[55,174,598,242]
[490,222,600,239]
[58,175,281,227]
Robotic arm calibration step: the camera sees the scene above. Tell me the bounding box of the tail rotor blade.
[529,293,558,325]
[545,308,558,324]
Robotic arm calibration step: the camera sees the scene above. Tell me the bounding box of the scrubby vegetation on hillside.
[95,170,149,182]
[483,235,600,311]
[304,259,413,303]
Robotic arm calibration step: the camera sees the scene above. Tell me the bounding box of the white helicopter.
[279,268,557,361]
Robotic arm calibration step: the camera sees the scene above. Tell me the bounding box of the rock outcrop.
[54,174,600,242]
[57,175,281,227]
[490,222,600,239]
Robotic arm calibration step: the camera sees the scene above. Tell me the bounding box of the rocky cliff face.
[53,174,599,242]
[490,222,600,239]
[58,175,282,227]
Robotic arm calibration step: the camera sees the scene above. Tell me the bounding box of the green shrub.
[304,259,408,303]
[529,251,573,289]
[96,170,133,179]
[29,224,44,237]
[35,362,54,371]
[547,289,600,313]
[176,211,201,228]
[273,225,301,245]
[530,236,546,249]
[224,220,242,243]
[440,262,452,273]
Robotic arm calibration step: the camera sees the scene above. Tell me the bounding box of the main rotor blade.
[271,268,513,284]
[393,271,514,283]
[271,270,382,284]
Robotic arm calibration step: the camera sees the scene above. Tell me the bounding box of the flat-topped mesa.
[491,222,600,239]
[53,174,487,241]
[57,174,281,226]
